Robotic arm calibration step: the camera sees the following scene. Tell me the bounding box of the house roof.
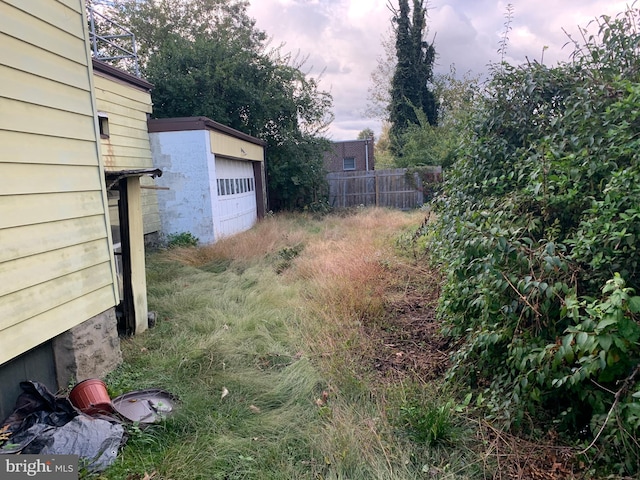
[92,58,153,92]
[329,138,372,144]
[147,117,267,147]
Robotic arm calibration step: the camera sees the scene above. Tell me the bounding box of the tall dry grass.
[280,209,435,477]
[163,213,316,267]
[106,208,483,480]
[290,208,423,352]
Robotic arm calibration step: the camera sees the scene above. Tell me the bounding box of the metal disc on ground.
[111,389,176,424]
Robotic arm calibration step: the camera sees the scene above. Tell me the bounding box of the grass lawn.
[94,208,519,479]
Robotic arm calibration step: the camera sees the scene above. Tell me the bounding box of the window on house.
[343,157,356,170]
[98,112,109,138]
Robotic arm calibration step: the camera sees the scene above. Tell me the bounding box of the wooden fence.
[327,167,442,210]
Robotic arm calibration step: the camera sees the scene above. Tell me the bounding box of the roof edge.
[92,59,153,91]
[147,117,267,146]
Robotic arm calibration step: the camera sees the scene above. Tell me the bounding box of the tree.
[374,121,395,168]
[107,0,265,69]
[105,0,333,211]
[357,128,374,140]
[398,67,480,168]
[366,27,395,120]
[388,0,437,156]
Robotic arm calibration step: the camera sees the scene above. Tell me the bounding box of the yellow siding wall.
[94,73,160,234]
[210,131,264,162]
[0,0,118,366]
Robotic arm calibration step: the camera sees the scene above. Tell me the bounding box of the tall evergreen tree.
[388,0,437,156]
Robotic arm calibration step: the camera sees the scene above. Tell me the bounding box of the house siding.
[93,70,160,235]
[0,0,118,366]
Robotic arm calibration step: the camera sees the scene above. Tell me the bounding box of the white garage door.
[214,157,257,238]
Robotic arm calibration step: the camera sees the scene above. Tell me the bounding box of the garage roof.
[147,117,266,147]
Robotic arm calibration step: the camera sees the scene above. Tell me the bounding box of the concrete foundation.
[52,308,122,389]
[144,231,161,249]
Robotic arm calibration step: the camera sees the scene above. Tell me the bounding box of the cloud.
[248,0,632,141]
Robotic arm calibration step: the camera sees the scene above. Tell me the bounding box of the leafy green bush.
[166,232,199,248]
[427,7,640,473]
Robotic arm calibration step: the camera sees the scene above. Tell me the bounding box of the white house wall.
[150,130,217,244]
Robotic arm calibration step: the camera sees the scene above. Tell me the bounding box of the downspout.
[365,139,369,172]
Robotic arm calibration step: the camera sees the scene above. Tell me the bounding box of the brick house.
[323,138,375,173]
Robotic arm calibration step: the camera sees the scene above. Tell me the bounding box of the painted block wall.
[150,130,217,244]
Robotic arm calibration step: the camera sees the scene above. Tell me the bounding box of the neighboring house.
[148,117,267,244]
[0,0,122,418]
[323,138,375,173]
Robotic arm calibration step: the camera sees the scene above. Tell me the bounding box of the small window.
[343,157,356,170]
[98,112,109,138]
[225,179,231,194]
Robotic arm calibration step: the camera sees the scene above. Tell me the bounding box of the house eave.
[92,58,153,92]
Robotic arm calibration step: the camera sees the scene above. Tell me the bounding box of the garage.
[148,117,267,244]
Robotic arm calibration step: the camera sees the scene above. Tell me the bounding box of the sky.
[247,0,631,141]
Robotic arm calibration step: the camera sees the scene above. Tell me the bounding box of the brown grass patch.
[288,209,429,375]
[163,213,315,267]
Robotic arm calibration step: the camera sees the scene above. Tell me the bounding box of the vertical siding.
[93,72,160,235]
[0,0,118,366]
[327,169,427,210]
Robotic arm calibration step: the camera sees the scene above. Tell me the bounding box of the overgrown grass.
[97,208,481,480]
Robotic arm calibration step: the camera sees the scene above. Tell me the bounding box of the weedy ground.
[95,208,581,480]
